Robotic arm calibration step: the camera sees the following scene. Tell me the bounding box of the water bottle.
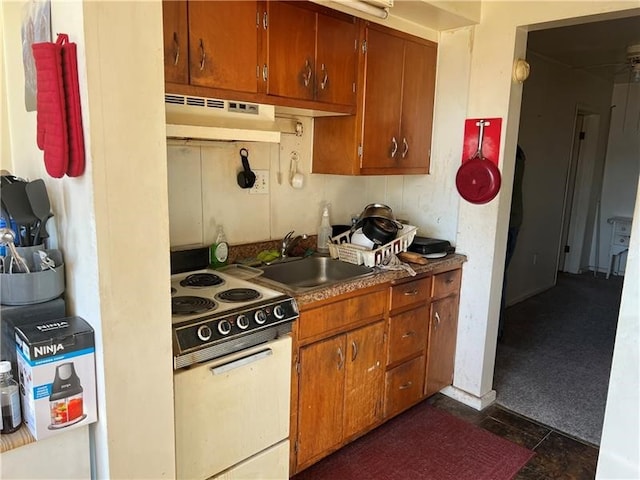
[0,361,22,434]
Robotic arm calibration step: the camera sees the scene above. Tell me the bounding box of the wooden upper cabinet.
[313,22,437,175]
[266,1,357,107]
[400,39,437,170]
[361,25,437,174]
[187,1,260,94]
[315,12,358,106]
[361,27,405,170]
[266,2,316,100]
[162,1,189,84]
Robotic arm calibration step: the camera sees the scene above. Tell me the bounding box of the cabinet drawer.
[384,355,425,418]
[615,222,632,235]
[432,269,461,299]
[390,277,431,311]
[298,289,387,341]
[613,234,630,247]
[387,305,429,366]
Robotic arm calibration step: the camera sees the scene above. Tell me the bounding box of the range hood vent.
[165,94,282,143]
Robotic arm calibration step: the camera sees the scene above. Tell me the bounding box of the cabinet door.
[297,335,345,468]
[361,27,404,170]
[344,321,386,439]
[315,12,358,106]
[425,296,459,397]
[400,39,436,171]
[188,1,260,93]
[266,2,316,100]
[162,0,189,84]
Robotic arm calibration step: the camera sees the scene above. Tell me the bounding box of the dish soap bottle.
[210,225,229,268]
[317,204,332,254]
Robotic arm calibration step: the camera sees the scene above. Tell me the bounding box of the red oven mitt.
[32,37,69,178]
[59,34,85,177]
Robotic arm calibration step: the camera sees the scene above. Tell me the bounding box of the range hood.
[165,94,283,143]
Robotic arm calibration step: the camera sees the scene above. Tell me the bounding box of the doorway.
[558,111,601,275]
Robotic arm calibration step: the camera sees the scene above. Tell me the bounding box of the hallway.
[493,272,624,446]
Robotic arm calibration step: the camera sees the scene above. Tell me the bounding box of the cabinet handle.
[320,63,328,90]
[337,346,344,370]
[403,289,419,296]
[172,32,180,66]
[390,137,398,158]
[402,137,409,158]
[402,330,416,338]
[399,381,413,390]
[303,59,313,88]
[263,11,268,29]
[351,340,358,361]
[434,311,441,329]
[198,39,206,71]
[262,64,268,82]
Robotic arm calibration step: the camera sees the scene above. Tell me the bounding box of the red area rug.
[293,401,534,480]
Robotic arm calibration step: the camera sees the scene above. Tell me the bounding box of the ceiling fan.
[582,44,640,83]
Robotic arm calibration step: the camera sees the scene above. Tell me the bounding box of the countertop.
[252,253,467,309]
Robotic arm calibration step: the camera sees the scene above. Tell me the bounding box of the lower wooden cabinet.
[384,355,425,418]
[425,295,459,397]
[296,321,385,469]
[293,287,387,472]
[291,265,462,475]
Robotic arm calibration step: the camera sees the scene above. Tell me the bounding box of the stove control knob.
[197,325,212,342]
[254,310,267,325]
[273,305,285,319]
[236,314,250,330]
[218,320,232,335]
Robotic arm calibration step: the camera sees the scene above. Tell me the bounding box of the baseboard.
[440,385,497,411]
[508,284,553,306]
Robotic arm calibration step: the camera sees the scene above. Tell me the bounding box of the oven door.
[174,335,292,479]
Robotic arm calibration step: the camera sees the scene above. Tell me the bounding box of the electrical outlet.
[249,170,269,195]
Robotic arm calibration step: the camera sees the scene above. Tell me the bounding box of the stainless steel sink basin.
[258,256,375,292]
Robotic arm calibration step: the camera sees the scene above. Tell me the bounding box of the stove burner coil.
[172,296,217,315]
[180,273,224,288]
[215,288,261,303]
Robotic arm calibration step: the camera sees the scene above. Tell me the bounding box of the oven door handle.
[209,348,273,375]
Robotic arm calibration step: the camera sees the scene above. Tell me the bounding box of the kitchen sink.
[257,256,375,292]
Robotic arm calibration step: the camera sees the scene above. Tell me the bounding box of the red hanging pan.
[456,119,501,204]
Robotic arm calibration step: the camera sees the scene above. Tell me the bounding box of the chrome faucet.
[281,231,307,258]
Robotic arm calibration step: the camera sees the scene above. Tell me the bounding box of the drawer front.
[613,234,630,247]
[298,289,387,341]
[615,222,632,235]
[384,355,425,418]
[432,269,461,299]
[387,305,429,366]
[390,277,431,311]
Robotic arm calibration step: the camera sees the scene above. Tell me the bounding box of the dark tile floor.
[428,393,599,480]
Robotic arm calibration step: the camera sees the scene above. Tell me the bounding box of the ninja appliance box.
[15,316,97,440]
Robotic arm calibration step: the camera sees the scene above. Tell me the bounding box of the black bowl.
[362,217,398,245]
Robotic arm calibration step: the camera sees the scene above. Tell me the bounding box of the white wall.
[507,51,613,304]
[597,185,640,478]
[2,1,175,479]
[591,82,640,275]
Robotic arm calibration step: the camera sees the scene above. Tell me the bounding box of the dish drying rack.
[328,225,418,267]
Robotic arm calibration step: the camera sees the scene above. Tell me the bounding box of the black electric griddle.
[408,236,454,256]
